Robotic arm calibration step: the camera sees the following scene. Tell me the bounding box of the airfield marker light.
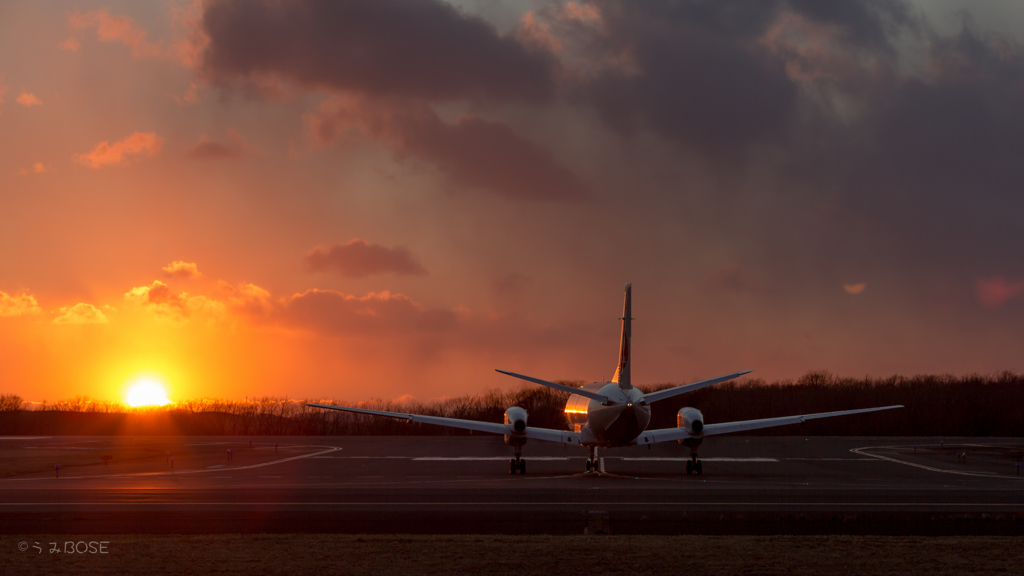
[1017,463,1020,475]
[249,439,252,448]
[55,465,59,478]
[170,457,174,470]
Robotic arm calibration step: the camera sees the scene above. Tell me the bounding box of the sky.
[2,0,1023,405]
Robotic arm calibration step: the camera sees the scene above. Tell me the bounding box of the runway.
[2,435,1022,534]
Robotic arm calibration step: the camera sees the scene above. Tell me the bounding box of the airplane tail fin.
[612,282,632,390]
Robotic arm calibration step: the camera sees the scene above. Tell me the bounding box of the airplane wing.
[306,403,583,445]
[639,370,753,405]
[634,405,903,444]
[495,369,613,404]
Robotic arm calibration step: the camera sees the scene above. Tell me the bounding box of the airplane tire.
[510,459,517,475]
[519,459,526,474]
[585,460,592,473]
[686,460,693,475]
[695,460,703,475]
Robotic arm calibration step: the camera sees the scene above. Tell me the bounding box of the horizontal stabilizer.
[495,369,612,404]
[640,370,752,404]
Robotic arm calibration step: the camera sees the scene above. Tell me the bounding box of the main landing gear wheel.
[695,460,702,475]
[585,459,593,473]
[686,460,693,475]
[510,459,517,475]
[519,459,526,474]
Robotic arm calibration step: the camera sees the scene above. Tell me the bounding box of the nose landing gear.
[509,450,526,474]
[685,452,702,476]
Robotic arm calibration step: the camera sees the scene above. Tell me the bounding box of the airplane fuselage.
[565,383,651,446]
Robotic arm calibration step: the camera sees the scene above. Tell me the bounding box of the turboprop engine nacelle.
[677,407,704,436]
[504,406,528,447]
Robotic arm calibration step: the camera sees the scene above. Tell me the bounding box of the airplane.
[309,283,902,476]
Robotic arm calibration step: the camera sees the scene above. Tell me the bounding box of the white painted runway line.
[852,445,1024,480]
[620,457,779,462]
[414,457,571,461]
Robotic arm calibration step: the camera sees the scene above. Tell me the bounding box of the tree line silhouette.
[1,371,1021,436]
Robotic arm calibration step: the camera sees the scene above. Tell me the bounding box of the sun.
[125,378,172,407]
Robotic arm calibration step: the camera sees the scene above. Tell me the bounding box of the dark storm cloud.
[310,97,588,201]
[573,1,1024,281]
[579,0,914,155]
[200,0,557,102]
[303,239,428,278]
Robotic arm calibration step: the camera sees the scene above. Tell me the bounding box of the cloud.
[16,92,42,107]
[843,283,866,295]
[172,81,200,106]
[18,163,46,176]
[68,9,165,59]
[73,132,164,168]
[52,303,110,324]
[186,129,251,160]
[125,281,190,321]
[199,0,557,103]
[0,81,6,113]
[0,291,41,316]
[303,239,427,278]
[275,289,458,336]
[704,266,755,292]
[161,261,202,279]
[68,7,207,67]
[59,37,80,51]
[311,97,588,201]
[976,276,1024,308]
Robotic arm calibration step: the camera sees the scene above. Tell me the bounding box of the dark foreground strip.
[4,509,1024,536]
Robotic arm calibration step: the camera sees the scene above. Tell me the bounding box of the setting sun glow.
[125,379,172,407]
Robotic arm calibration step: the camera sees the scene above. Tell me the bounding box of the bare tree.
[0,394,22,411]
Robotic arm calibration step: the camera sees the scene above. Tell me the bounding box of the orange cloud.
[53,303,110,324]
[68,9,164,59]
[16,92,42,107]
[73,132,164,168]
[126,280,186,310]
[843,283,866,295]
[976,276,1024,308]
[162,261,202,279]
[18,162,46,176]
[172,81,200,105]
[0,291,41,316]
[59,37,81,51]
[563,2,601,23]
[68,7,206,67]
